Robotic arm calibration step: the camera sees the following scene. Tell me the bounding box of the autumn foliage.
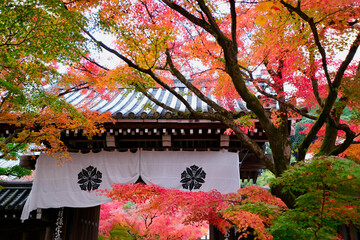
[1,0,360,177]
[99,184,224,239]
[270,156,360,239]
[1,1,360,237]
[0,0,111,164]
[54,0,360,182]
[99,156,359,240]
[99,184,286,240]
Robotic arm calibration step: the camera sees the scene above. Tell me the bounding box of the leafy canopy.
[100,156,359,240]
[270,156,360,239]
[99,183,286,240]
[0,0,111,166]
[60,0,360,180]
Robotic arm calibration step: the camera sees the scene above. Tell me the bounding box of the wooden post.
[210,225,239,240]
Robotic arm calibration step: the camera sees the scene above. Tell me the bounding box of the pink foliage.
[99,184,287,239]
[99,196,208,239]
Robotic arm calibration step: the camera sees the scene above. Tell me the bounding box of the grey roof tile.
[0,181,32,212]
[66,87,248,119]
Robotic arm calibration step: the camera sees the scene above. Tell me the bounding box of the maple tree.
[270,156,360,239]
[1,3,358,238]
[1,0,359,204]
[0,0,110,166]
[99,156,359,239]
[59,0,360,189]
[99,183,286,240]
[99,201,208,240]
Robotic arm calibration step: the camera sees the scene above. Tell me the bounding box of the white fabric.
[21,151,139,220]
[141,151,240,194]
[21,150,240,220]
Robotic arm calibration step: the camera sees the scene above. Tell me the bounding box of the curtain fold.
[21,150,240,220]
[21,151,139,220]
[140,151,240,194]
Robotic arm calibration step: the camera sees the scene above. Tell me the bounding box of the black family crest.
[180,165,206,191]
[77,166,102,191]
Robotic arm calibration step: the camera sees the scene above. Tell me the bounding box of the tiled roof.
[0,181,31,214]
[0,181,57,220]
[64,87,247,119]
[0,159,19,169]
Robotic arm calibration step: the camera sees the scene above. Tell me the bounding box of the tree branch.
[196,0,225,39]
[165,49,230,116]
[280,0,332,86]
[82,55,110,71]
[326,116,356,156]
[280,4,360,161]
[161,0,215,35]
[84,29,204,117]
[257,88,316,120]
[58,83,90,97]
[332,32,360,90]
[309,49,324,107]
[229,0,238,53]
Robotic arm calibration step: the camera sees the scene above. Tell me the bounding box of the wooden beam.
[106,133,116,147]
[162,134,171,147]
[220,134,230,147]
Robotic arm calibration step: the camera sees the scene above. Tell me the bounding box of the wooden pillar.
[210,225,238,240]
[62,206,100,240]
